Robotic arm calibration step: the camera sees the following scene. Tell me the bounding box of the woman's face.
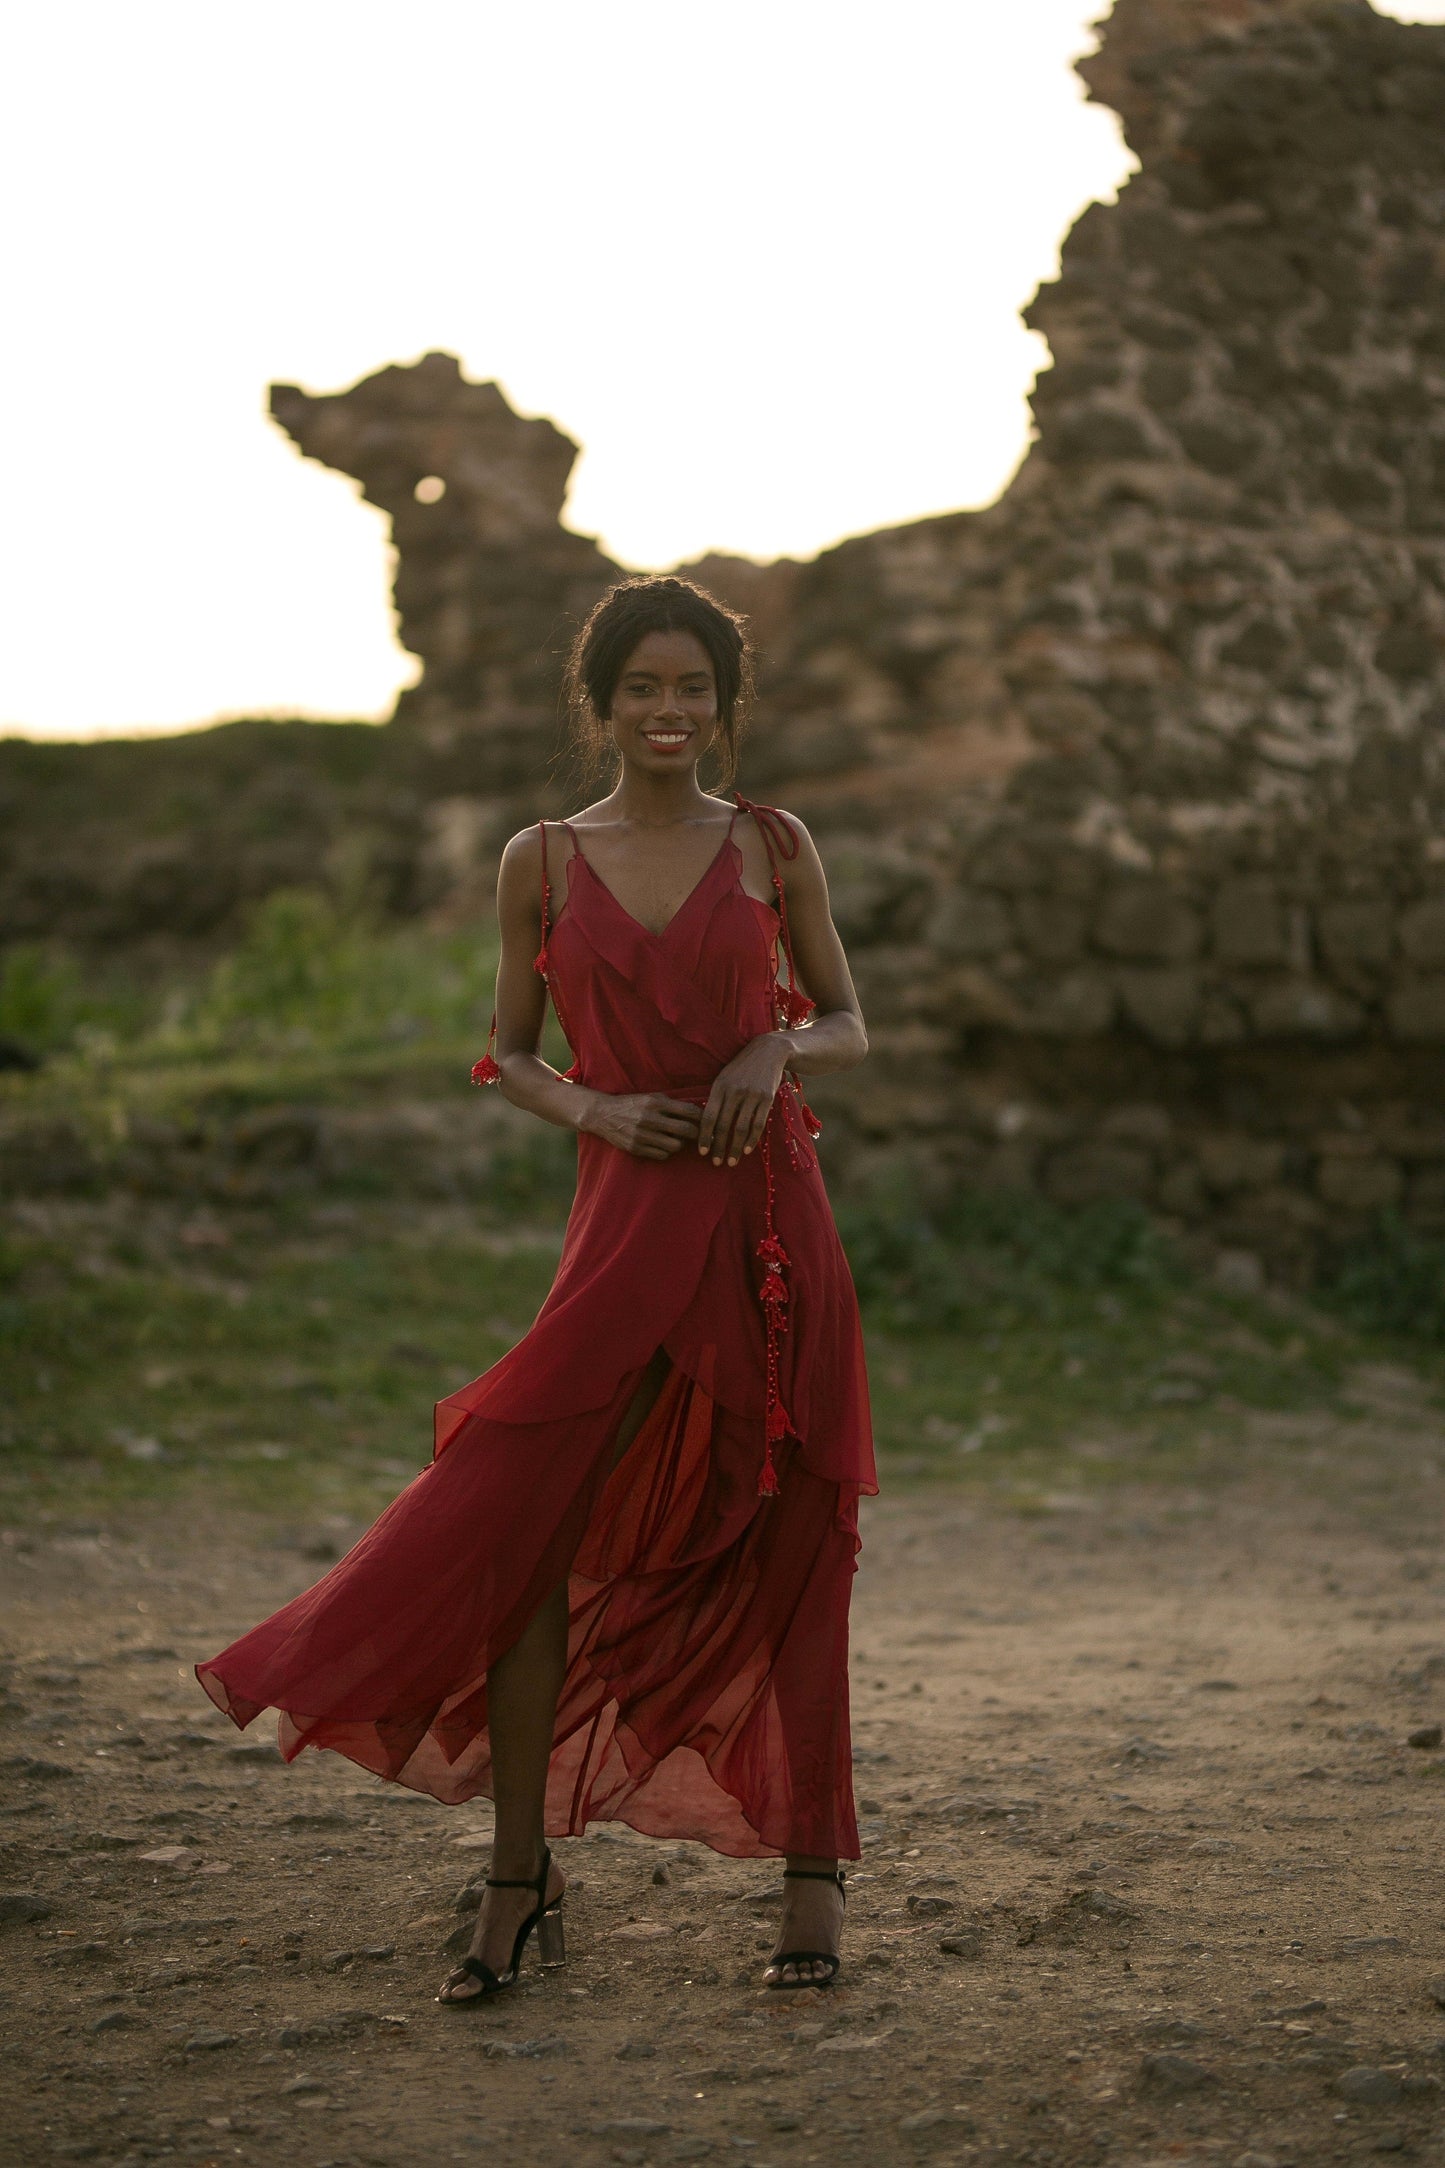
[608,629,717,774]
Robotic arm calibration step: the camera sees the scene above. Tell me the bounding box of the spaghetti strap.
[733,795,814,1033]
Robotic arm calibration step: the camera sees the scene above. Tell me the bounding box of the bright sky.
[4,0,1443,739]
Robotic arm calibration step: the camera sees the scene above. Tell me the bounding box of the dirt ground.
[4,1395,1445,2168]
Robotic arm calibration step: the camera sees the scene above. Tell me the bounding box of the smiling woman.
[198,574,877,2006]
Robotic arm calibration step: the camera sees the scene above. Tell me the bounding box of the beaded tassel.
[754,1116,795,1498]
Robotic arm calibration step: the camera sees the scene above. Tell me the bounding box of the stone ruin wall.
[49,0,1443,1275]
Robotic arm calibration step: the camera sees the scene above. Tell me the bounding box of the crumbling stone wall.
[258,0,1445,1272]
[9,0,1445,1273]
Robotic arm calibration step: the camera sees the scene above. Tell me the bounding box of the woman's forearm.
[770,1011,868,1078]
[497,1053,600,1133]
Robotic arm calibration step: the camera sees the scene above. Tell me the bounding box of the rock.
[1187,1838,1235,1856]
[360,1942,395,1960]
[1335,2067,1404,2106]
[184,2029,237,2052]
[609,1921,671,1941]
[1427,1980,1445,2009]
[651,1864,671,1886]
[90,2009,144,2033]
[138,1846,199,1871]
[1,1755,77,1782]
[906,1894,955,1917]
[482,2036,567,2059]
[1407,1725,1443,1749]
[454,1876,487,1913]
[223,1742,283,1766]
[321,1949,355,1971]
[899,2110,951,2134]
[281,2074,327,2095]
[1140,2052,1215,2092]
[615,2040,658,2060]
[939,1931,984,1959]
[0,1890,53,1925]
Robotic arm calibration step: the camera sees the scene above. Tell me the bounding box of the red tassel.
[533,946,549,978]
[471,1054,502,1087]
[757,1448,780,1499]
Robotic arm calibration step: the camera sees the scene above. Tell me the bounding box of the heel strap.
[486,1846,551,1894]
[783,1868,846,1884]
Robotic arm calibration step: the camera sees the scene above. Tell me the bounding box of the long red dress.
[197,799,876,1861]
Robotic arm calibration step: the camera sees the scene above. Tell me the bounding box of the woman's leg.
[440,1352,673,1998]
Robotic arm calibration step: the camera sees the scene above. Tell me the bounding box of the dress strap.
[733,794,814,1032]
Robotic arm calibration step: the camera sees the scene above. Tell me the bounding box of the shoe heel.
[536,1902,566,1969]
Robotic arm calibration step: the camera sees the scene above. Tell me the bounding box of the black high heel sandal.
[765,1866,846,1991]
[437,1846,566,2006]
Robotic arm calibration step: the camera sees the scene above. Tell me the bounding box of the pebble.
[90,2009,144,2033]
[1407,1724,1443,1749]
[0,1890,53,1925]
[906,1894,954,1917]
[652,1865,671,1886]
[482,2036,567,2059]
[1372,2134,1405,2154]
[816,2030,895,2055]
[938,1932,983,1959]
[1187,1838,1235,1855]
[184,2029,236,2052]
[610,1921,671,1940]
[615,2040,658,2059]
[1139,2052,1215,2092]
[454,1877,487,1914]
[281,2075,328,2096]
[139,1846,199,1871]
[899,2110,949,2133]
[1334,2066,1403,2105]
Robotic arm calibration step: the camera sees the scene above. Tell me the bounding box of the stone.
[224,1742,283,1766]
[939,1931,984,1959]
[90,2009,144,2032]
[184,2029,237,2052]
[1389,978,1445,1042]
[906,1894,955,1917]
[615,2040,658,2060]
[1408,1725,1443,1749]
[1140,2052,1215,2092]
[1334,2066,1404,2106]
[138,1846,199,1871]
[1317,1157,1404,1212]
[1399,897,1445,970]
[0,1890,53,1925]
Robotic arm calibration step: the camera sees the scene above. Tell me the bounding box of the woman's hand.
[697,1035,792,1167]
[580,1091,703,1161]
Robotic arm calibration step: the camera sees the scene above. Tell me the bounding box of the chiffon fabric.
[197,799,876,1860]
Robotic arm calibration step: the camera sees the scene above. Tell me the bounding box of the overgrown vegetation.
[2,903,1443,1527]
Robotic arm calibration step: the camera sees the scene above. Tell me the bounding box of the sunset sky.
[5,0,1443,739]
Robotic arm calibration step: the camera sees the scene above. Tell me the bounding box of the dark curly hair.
[562,575,755,791]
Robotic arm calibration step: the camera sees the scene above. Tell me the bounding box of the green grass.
[3,899,1443,1527]
[3,1177,1440,1529]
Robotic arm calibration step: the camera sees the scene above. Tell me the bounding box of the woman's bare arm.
[696,814,868,1165]
[489,828,703,1161]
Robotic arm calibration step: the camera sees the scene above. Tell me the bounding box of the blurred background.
[4,0,1445,1529]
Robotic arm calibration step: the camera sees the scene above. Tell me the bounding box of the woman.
[197,575,876,2000]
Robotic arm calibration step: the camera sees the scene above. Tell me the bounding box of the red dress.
[197,799,876,1861]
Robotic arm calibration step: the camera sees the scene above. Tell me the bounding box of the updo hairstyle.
[562,575,755,790]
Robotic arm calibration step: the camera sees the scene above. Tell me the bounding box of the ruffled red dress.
[197,798,876,1860]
